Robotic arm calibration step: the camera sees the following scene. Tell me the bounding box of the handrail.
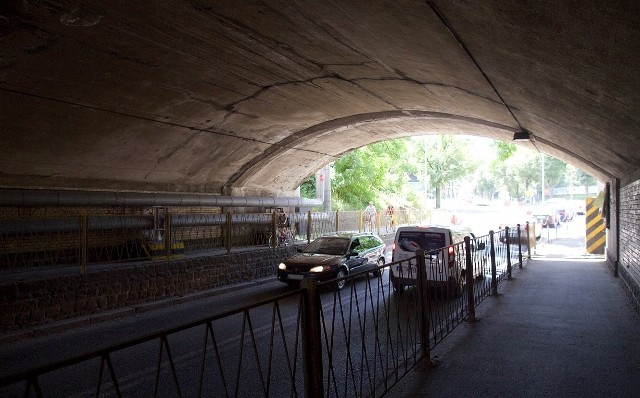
[0,226,532,397]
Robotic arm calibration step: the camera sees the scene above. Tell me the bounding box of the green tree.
[299,175,316,198]
[568,166,597,197]
[543,155,567,196]
[419,135,475,208]
[494,141,517,161]
[332,138,412,210]
[474,172,498,199]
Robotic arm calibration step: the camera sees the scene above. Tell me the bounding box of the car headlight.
[310,266,325,273]
[278,263,287,270]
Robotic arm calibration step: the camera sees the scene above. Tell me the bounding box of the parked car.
[571,199,586,215]
[545,198,574,222]
[499,216,543,243]
[390,225,485,297]
[277,233,386,290]
[532,207,561,228]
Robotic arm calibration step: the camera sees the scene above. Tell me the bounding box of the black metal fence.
[0,225,532,397]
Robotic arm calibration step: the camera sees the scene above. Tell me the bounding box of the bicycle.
[385,215,394,232]
[363,215,375,233]
[269,226,295,248]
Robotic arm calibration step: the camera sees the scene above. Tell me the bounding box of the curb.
[0,277,275,346]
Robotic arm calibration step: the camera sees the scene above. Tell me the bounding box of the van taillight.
[448,246,455,268]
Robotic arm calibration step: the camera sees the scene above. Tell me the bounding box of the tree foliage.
[299,175,316,198]
[494,141,517,161]
[302,134,599,211]
[542,155,567,195]
[418,135,475,208]
[331,139,412,210]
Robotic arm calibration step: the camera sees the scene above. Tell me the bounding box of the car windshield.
[303,237,350,255]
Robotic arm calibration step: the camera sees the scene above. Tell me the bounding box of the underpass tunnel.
[0,1,636,329]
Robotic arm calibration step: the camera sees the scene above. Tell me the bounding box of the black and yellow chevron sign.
[585,198,605,254]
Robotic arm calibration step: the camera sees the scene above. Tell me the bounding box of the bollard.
[505,226,512,279]
[300,278,324,398]
[517,223,523,269]
[464,236,476,321]
[415,249,431,360]
[489,230,498,296]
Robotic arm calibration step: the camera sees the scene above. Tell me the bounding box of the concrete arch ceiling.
[1,1,638,197]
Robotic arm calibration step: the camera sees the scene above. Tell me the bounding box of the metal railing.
[0,209,441,272]
[0,226,532,397]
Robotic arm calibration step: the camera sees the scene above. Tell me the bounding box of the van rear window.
[397,231,446,252]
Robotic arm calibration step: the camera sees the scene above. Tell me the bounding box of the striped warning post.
[585,198,605,254]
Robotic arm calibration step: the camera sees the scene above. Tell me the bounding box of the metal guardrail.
[0,226,532,397]
[0,209,438,272]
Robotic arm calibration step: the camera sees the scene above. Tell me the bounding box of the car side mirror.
[349,250,359,258]
[476,242,486,251]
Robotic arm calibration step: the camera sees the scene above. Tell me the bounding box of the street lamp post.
[541,153,545,204]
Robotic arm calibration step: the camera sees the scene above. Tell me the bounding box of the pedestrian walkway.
[388,256,640,397]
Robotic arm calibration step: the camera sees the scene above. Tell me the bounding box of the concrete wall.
[614,178,640,309]
[0,246,299,334]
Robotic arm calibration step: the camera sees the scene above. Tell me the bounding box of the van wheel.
[372,258,385,277]
[335,268,347,291]
[391,274,403,292]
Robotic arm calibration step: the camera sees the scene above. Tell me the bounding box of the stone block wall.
[0,246,299,334]
[617,179,640,309]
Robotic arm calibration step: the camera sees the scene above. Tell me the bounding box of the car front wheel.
[335,268,347,290]
[372,258,385,277]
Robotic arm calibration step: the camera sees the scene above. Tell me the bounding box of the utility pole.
[541,153,545,204]
[316,164,332,212]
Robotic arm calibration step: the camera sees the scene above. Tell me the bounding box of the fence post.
[525,221,531,260]
[300,278,324,398]
[489,230,498,296]
[415,249,430,360]
[517,223,523,269]
[164,212,172,261]
[79,214,88,274]
[271,212,277,249]
[335,210,339,233]
[307,211,312,243]
[225,212,232,254]
[505,226,512,279]
[464,236,476,321]
[358,210,363,232]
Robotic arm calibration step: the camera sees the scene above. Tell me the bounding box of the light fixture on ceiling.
[512,129,533,142]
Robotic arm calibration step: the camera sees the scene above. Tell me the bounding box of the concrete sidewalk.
[388,257,640,397]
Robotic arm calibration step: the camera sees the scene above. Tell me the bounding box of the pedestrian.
[385,205,395,231]
[364,202,377,232]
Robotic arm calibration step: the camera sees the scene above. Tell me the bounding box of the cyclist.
[276,208,289,243]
